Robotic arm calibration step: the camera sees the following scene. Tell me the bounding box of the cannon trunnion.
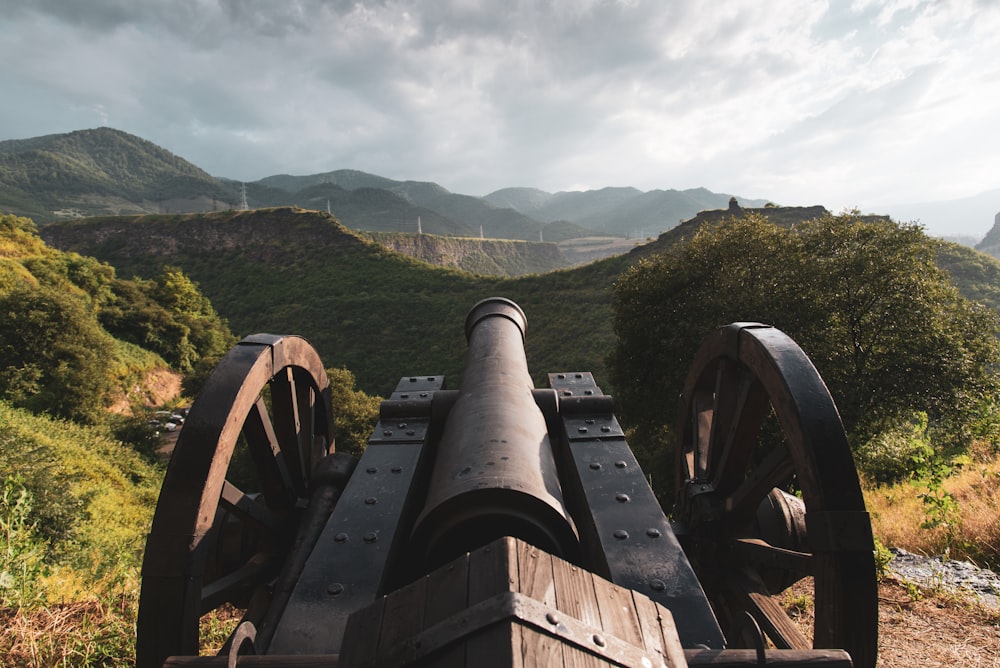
[137,298,877,667]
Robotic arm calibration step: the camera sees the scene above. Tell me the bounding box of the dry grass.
[866,447,1000,567]
[0,597,135,667]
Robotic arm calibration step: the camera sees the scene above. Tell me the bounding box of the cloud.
[0,0,998,215]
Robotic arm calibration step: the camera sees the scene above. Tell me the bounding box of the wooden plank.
[560,645,610,668]
[591,575,643,649]
[685,648,853,666]
[163,657,339,666]
[630,593,686,668]
[551,556,606,668]
[550,557,602,630]
[423,554,470,668]
[516,541,564,667]
[466,538,521,668]
[337,595,384,668]
[377,575,427,660]
[517,541,556,606]
[520,625,565,668]
[469,537,518,604]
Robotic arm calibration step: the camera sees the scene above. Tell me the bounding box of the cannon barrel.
[412,297,578,567]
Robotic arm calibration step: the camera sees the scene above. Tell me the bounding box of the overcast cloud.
[1,0,998,233]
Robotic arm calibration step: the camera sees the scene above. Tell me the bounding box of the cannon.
[137,298,877,667]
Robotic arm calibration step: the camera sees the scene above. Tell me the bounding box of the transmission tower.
[238,183,249,211]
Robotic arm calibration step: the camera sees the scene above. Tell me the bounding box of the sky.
[1,0,999,235]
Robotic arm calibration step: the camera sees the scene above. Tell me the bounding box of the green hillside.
[41,208,626,395]
[0,213,234,421]
[0,128,234,222]
[41,204,1000,397]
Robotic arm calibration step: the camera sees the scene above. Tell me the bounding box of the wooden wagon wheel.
[136,334,333,668]
[672,323,877,668]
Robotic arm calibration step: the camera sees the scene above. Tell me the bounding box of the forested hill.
[41,208,628,394]
[0,128,232,221]
[41,205,1000,398]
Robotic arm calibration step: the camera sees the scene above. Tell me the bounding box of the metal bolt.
[546,612,559,625]
[650,579,665,592]
[592,634,606,647]
[327,583,344,595]
[585,389,594,395]
[575,374,583,379]
[562,390,572,396]
[364,497,377,505]
[363,532,378,543]
[615,493,630,503]
[585,419,595,424]
[589,462,602,470]
[398,423,407,429]
[601,426,611,433]
[391,466,403,473]
[578,426,588,433]
[406,430,415,436]
[646,528,661,538]
[400,394,409,399]
[613,530,629,540]
[420,392,429,398]
[557,374,566,379]
[614,460,627,468]
[334,533,349,543]
[383,430,393,437]
[366,466,378,474]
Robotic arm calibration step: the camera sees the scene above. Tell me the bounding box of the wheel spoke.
[731,538,813,582]
[200,551,275,613]
[220,480,283,536]
[728,568,812,651]
[723,443,794,520]
[243,398,296,512]
[709,368,770,496]
[293,367,324,473]
[270,367,307,495]
[690,388,714,480]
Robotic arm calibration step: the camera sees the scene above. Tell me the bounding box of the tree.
[610,213,1000,490]
[98,269,235,373]
[0,285,116,422]
[326,367,381,457]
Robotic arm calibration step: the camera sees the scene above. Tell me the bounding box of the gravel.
[888,547,1000,609]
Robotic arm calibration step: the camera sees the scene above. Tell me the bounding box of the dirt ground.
[875,578,1000,667]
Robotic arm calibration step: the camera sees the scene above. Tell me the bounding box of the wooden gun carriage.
[137,298,877,667]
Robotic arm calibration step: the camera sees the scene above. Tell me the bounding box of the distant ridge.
[0,128,772,241]
[484,185,770,238]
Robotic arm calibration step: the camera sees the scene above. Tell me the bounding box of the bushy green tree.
[98,267,235,373]
[327,367,381,456]
[610,213,1000,488]
[0,285,116,422]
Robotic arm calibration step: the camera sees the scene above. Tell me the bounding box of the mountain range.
[0,128,766,241]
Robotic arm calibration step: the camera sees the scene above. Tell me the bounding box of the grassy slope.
[0,402,160,664]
